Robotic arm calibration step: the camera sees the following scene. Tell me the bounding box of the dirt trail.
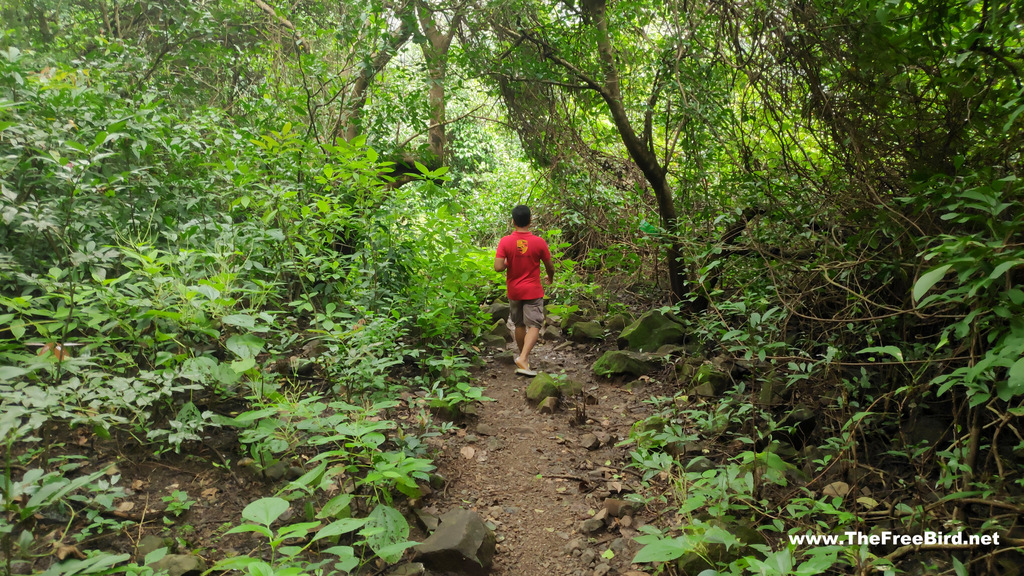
[429,340,668,576]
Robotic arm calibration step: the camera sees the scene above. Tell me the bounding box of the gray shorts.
[509,298,544,328]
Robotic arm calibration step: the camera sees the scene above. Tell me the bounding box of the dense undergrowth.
[0,39,508,575]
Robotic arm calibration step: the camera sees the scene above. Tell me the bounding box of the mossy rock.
[604,312,634,333]
[480,334,506,349]
[525,373,560,403]
[675,357,702,382]
[554,376,584,397]
[617,310,687,352]
[691,364,731,396]
[568,320,604,342]
[593,350,659,377]
[560,312,590,331]
[486,320,510,341]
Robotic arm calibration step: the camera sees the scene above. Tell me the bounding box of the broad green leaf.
[856,345,904,362]
[362,504,410,563]
[227,334,265,358]
[313,518,366,542]
[11,319,25,339]
[144,547,168,565]
[317,493,354,519]
[231,358,256,373]
[321,546,359,572]
[913,264,952,303]
[632,536,690,563]
[241,497,290,526]
[224,524,272,539]
[990,259,1023,279]
[0,366,28,380]
[997,357,1024,401]
[212,556,260,572]
[222,314,256,329]
[952,555,968,576]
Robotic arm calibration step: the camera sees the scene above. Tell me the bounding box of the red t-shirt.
[497,231,551,301]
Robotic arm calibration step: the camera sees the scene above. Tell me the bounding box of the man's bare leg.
[519,326,541,367]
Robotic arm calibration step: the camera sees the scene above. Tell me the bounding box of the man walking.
[495,205,555,376]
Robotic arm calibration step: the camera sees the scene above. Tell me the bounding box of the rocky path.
[426,339,668,576]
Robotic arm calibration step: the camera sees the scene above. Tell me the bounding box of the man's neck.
[513,226,530,233]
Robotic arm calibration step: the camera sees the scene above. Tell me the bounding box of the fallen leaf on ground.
[460,446,476,459]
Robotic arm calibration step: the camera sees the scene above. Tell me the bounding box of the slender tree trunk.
[332,14,415,144]
[417,4,462,165]
[586,0,687,302]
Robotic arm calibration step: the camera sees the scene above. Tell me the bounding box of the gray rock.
[579,434,600,450]
[555,376,584,397]
[542,325,564,342]
[539,397,559,414]
[617,310,687,352]
[487,301,510,325]
[415,508,441,532]
[414,508,496,573]
[691,364,731,396]
[592,350,659,377]
[602,498,634,518]
[603,312,634,333]
[568,321,605,343]
[149,554,207,576]
[560,312,590,331]
[136,535,168,560]
[580,518,604,534]
[388,562,426,576]
[593,563,611,576]
[475,423,498,436]
[481,334,507,349]
[580,548,597,565]
[487,320,512,342]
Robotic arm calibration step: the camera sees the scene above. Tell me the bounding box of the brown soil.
[426,339,672,576]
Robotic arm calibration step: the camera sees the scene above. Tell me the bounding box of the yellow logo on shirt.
[517,239,528,254]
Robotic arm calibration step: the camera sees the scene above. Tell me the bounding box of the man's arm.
[542,255,555,283]
[494,256,507,272]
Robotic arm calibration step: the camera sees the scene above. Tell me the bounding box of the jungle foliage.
[1,0,1023,574]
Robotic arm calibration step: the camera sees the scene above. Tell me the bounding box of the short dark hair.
[512,205,531,227]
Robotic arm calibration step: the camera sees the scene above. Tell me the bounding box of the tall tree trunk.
[417,3,462,165]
